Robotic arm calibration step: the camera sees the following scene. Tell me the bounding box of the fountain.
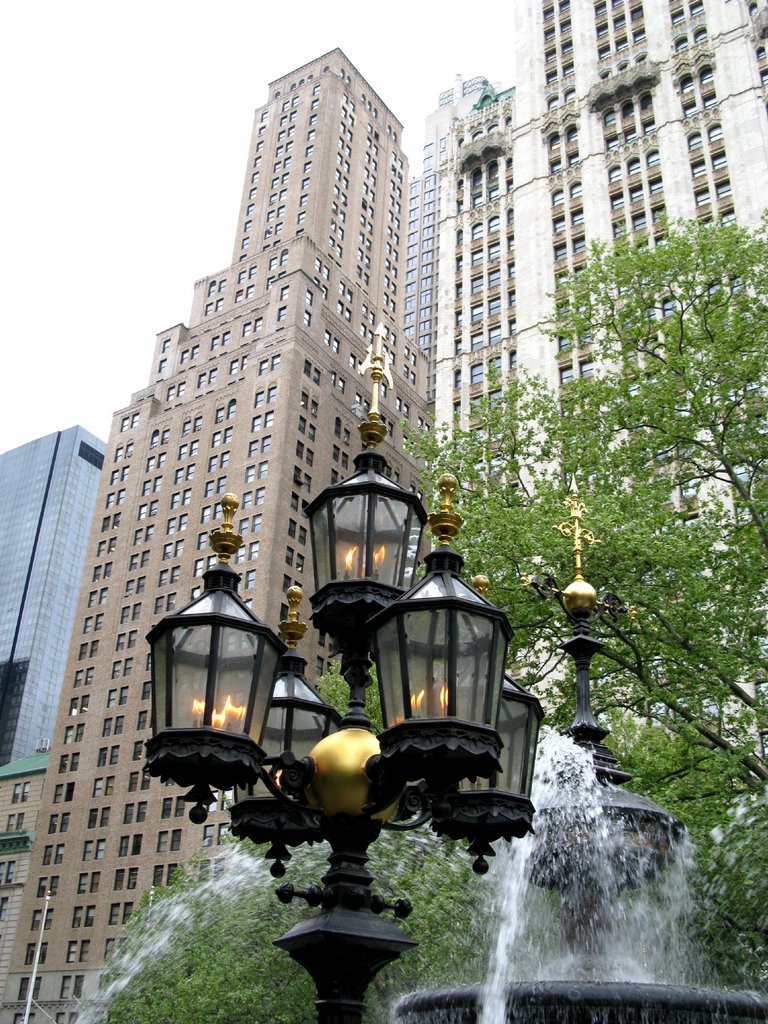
[394,486,768,1024]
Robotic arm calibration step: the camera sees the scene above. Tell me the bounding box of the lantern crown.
[428,473,464,547]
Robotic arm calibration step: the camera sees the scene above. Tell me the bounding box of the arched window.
[570,181,583,198]
[456,230,464,246]
[487,123,498,133]
[227,399,237,419]
[608,165,622,182]
[207,281,217,297]
[680,75,694,94]
[646,150,660,167]
[688,132,703,150]
[549,133,561,150]
[627,157,641,175]
[552,189,565,206]
[621,101,634,120]
[150,430,160,449]
[693,27,708,44]
[604,109,617,127]
[708,123,723,143]
[700,67,714,87]
[471,221,484,240]
[472,169,483,189]
[488,215,500,234]
[675,35,689,52]
[279,249,289,266]
[564,88,576,102]
[566,126,578,145]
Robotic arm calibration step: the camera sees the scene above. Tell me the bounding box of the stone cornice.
[588,62,662,112]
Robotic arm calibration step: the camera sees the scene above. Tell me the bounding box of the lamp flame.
[373,545,386,568]
[344,547,358,570]
[192,695,246,730]
[410,684,449,716]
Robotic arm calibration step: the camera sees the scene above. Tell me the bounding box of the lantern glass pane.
[188,590,253,620]
[455,611,494,724]
[211,626,258,733]
[310,502,331,591]
[171,623,212,727]
[490,634,506,727]
[152,638,168,731]
[403,515,423,588]
[375,618,407,727]
[498,698,530,795]
[247,638,281,745]
[291,706,335,756]
[405,609,451,719]
[371,495,407,586]
[524,713,541,795]
[333,493,367,579]
[261,704,288,753]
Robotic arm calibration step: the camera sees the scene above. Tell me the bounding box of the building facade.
[429,0,768,426]
[1,50,430,1023]
[0,429,105,767]
[0,754,49,1018]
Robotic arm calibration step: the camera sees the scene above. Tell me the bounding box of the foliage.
[316,659,383,731]
[102,831,487,1024]
[407,218,768,972]
[409,218,767,789]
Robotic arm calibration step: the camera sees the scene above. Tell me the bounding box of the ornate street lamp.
[229,586,340,876]
[369,475,511,792]
[145,495,284,820]
[146,338,542,1024]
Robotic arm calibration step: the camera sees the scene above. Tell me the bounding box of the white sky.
[0,1,517,455]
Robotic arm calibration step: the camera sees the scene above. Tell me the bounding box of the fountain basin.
[395,981,768,1024]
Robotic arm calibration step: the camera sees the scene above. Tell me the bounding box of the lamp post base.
[274,814,416,1024]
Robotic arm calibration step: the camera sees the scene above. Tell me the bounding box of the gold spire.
[209,494,244,564]
[428,473,464,546]
[357,323,394,449]
[553,477,599,613]
[279,585,308,649]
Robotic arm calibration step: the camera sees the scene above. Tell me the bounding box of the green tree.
[410,218,767,788]
[407,218,768,972]
[102,834,486,1024]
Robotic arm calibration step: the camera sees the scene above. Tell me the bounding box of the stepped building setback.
[0,50,428,1022]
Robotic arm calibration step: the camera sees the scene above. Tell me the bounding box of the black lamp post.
[146,327,542,1024]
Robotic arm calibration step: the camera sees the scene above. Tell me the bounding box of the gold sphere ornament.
[562,577,598,614]
[304,729,398,821]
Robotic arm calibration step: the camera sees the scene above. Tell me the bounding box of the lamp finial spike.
[358,322,394,449]
[553,475,599,612]
[279,585,308,649]
[428,473,464,546]
[209,493,244,564]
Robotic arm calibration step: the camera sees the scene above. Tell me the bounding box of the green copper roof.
[0,753,49,780]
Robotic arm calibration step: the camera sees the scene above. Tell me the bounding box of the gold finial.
[279,585,308,649]
[358,323,394,449]
[209,493,244,564]
[428,473,464,546]
[472,574,489,596]
[553,476,599,613]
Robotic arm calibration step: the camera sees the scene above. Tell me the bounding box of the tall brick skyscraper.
[1,50,429,1022]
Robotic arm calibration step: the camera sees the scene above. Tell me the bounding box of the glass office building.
[0,428,104,765]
